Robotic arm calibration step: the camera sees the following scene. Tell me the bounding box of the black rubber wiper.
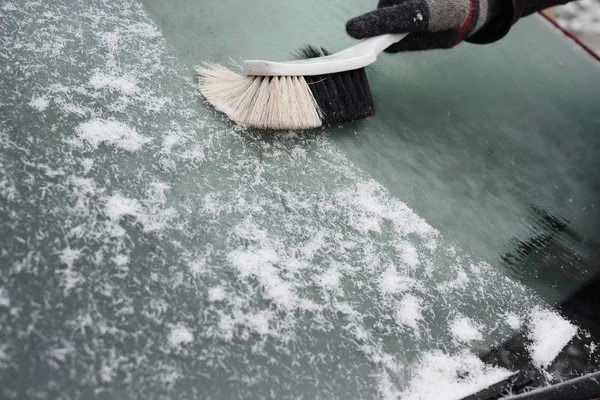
[460,369,540,400]
[506,369,600,400]
[461,369,600,400]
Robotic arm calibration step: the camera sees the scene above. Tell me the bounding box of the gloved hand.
[346,0,505,51]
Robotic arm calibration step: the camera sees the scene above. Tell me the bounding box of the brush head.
[295,46,375,125]
[196,46,375,130]
[197,63,322,130]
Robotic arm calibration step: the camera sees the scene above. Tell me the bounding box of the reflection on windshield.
[502,205,596,301]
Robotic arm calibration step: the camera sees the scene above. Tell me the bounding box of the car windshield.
[1,0,599,399]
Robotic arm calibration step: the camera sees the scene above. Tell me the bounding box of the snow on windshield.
[0,1,581,399]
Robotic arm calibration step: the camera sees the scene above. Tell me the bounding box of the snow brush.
[196,33,408,130]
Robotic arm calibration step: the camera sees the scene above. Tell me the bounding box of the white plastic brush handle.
[243,33,408,77]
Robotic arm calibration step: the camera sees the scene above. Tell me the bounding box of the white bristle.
[196,64,322,130]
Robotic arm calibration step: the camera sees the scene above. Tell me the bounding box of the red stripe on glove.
[455,0,474,44]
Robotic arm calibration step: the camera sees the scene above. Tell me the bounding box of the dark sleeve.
[466,0,575,44]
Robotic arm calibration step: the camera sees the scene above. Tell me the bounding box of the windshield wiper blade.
[460,369,542,400]
[504,370,600,400]
[461,369,600,400]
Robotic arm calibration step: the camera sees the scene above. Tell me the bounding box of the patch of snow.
[214,309,277,340]
[315,266,342,294]
[89,73,139,95]
[161,132,183,155]
[104,192,175,232]
[95,31,120,52]
[80,158,94,174]
[377,371,403,400]
[217,314,235,341]
[208,286,226,302]
[246,310,272,336]
[69,176,96,195]
[378,266,418,295]
[146,181,169,204]
[395,294,423,331]
[229,247,299,310]
[2,2,17,11]
[399,350,513,400]
[555,0,600,34]
[449,315,483,343]
[187,258,208,277]
[437,267,471,293]
[156,364,183,386]
[398,241,420,268]
[99,350,125,383]
[71,119,151,152]
[113,254,129,267]
[504,312,523,330]
[437,268,470,293]
[337,180,439,239]
[29,96,50,111]
[227,222,301,311]
[527,307,577,369]
[179,143,206,163]
[587,341,597,354]
[56,267,85,295]
[168,325,194,347]
[58,247,82,268]
[105,194,142,222]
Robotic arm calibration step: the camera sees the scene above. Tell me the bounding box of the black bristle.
[292,45,330,59]
[294,45,375,125]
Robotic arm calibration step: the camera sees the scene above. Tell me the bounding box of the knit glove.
[346,0,505,51]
